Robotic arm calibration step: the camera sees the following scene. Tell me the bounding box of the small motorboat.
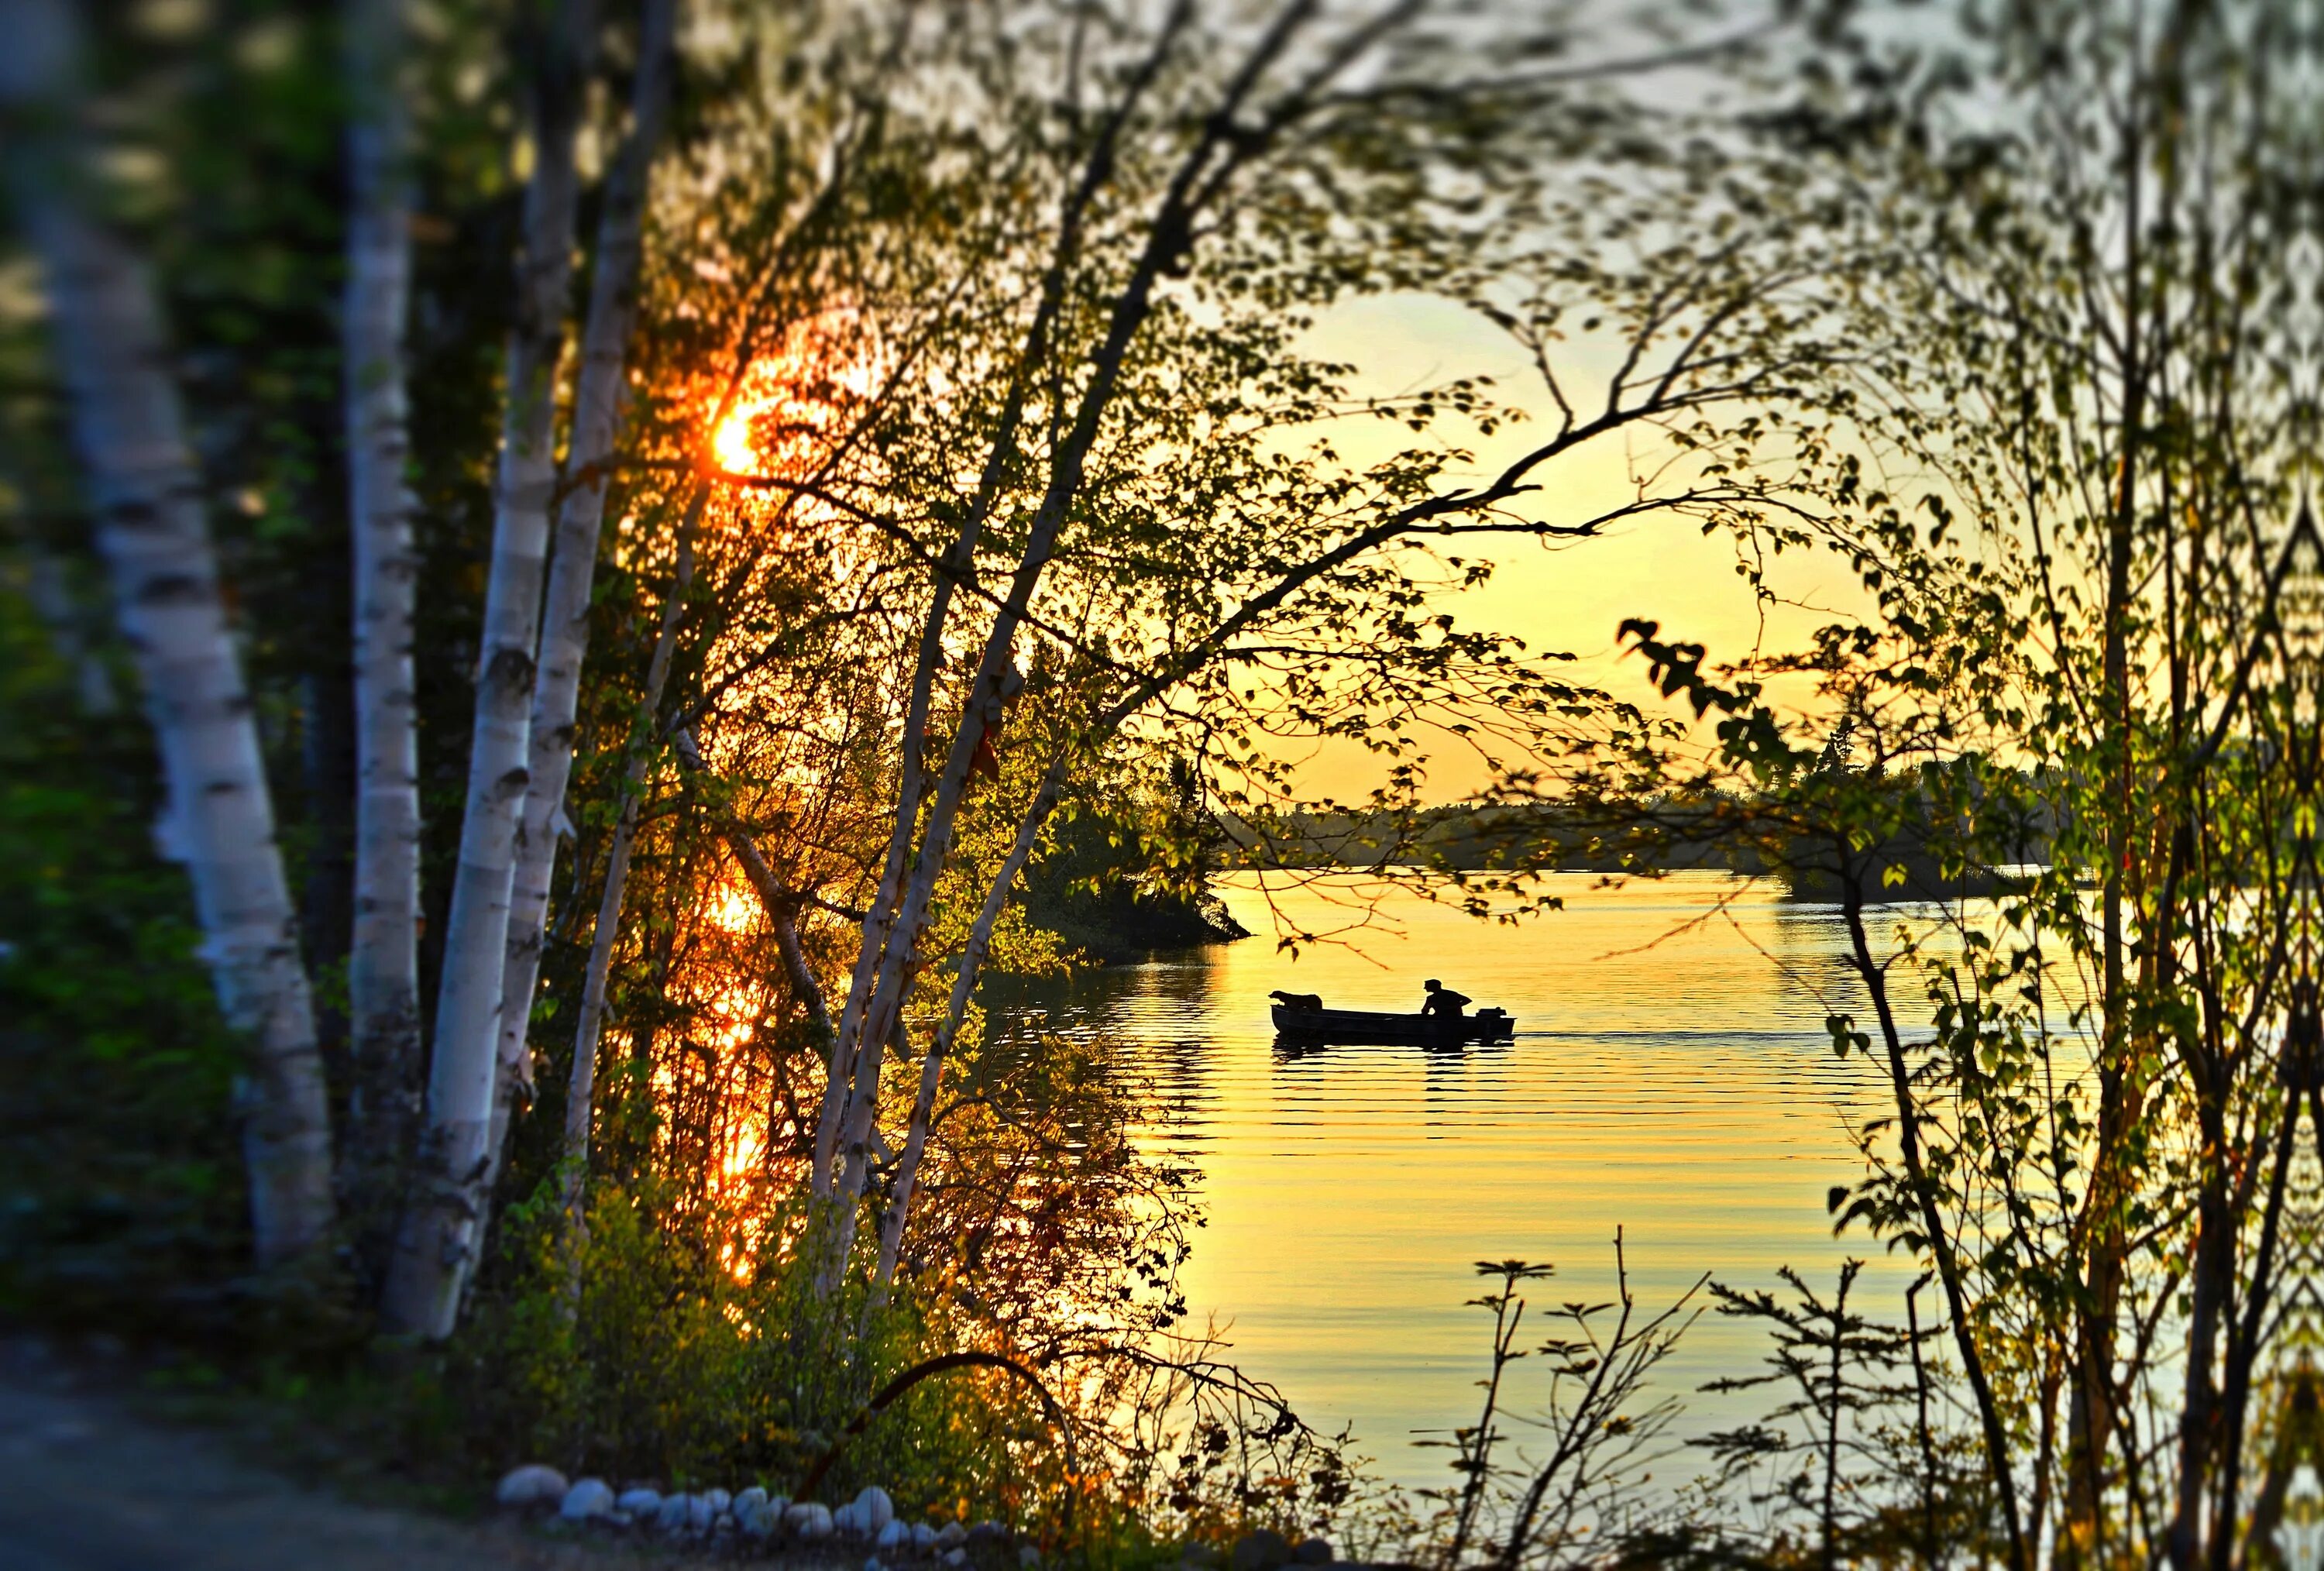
[1269,1002,1516,1046]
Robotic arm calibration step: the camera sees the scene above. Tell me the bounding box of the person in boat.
[1421,978,1471,1019]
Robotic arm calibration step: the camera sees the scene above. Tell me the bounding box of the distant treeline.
[1222,797,2058,906]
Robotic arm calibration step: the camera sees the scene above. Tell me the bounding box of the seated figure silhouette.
[1421,978,1470,1019]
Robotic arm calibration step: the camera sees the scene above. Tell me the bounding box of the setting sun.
[712,395,771,473]
[703,318,873,479]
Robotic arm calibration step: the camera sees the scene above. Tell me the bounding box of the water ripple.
[993,871,1919,1490]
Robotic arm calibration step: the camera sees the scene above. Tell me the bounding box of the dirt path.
[0,1346,621,1571]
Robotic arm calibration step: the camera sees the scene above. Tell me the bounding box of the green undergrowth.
[0,587,264,1341]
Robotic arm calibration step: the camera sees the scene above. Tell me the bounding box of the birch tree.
[0,0,335,1265]
[535,33,995,1240]
[491,0,679,1196]
[343,0,425,1224]
[761,0,1848,1295]
[561,493,696,1230]
[383,0,597,1339]
[497,0,1844,1331]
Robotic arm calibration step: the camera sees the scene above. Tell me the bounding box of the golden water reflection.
[997,871,1916,1492]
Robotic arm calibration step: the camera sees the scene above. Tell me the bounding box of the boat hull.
[1270,1005,1515,1045]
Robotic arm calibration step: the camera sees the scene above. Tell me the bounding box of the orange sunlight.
[703,874,769,1191]
[711,396,771,473]
[705,311,877,480]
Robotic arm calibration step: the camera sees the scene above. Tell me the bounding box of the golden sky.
[1284,292,1869,803]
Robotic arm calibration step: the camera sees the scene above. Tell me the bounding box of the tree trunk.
[803,46,1178,1201]
[819,27,1263,1282]
[342,0,424,1244]
[1,0,335,1265]
[2064,114,2148,1562]
[1838,869,2027,1571]
[381,0,596,1339]
[873,754,1070,1295]
[495,0,679,1192]
[561,499,696,1239]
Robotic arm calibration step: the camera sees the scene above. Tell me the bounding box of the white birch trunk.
[1,0,335,1265]
[873,754,1069,1295]
[342,0,424,1198]
[805,116,1130,1199]
[810,586,954,1198]
[823,232,1168,1274]
[493,0,679,1188]
[380,0,596,1339]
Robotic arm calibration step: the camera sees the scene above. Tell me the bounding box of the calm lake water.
[997,871,1916,1493]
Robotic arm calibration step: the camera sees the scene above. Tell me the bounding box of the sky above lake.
[1288,290,1871,803]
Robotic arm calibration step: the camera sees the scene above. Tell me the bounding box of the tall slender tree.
[787,1,1840,1294]
[342,0,425,1232]
[0,0,335,1266]
[383,0,597,1339]
[492,0,680,1191]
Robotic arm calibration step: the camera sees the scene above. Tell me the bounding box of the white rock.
[855,1486,897,1533]
[866,1559,886,1571]
[656,1493,693,1531]
[789,1501,836,1539]
[706,1488,732,1514]
[617,1487,662,1516]
[835,1501,863,1535]
[913,1523,940,1550]
[739,1499,779,1538]
[937,1521,968,1548]
[609,1510,634,1528]
[688,1494,717,1531]
[559,1478,617,1521]
[735,1487,768,1514]
[878,1519,911,1551]
[944,1549,968,1568]
[497,1464,569,1508]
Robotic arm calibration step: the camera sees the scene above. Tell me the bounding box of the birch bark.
[381,0,596,1339]
[495,0,679,1188]
[0,0,335,1264]
[342,0,425,1208]
[821,138,1208,1278]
